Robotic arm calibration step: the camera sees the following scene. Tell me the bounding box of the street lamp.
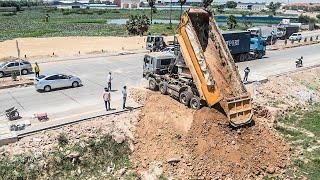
[169,0,172,28]
[179,0,186,20]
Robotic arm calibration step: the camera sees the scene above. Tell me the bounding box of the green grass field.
[0,8,180,41]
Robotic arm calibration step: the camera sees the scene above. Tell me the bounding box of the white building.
[236,3,267,11]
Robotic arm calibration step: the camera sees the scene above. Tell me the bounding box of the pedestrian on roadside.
[122,86,127,109]
[243,67,250,82]
[103,88,111,111]
[34,62,40,78]
[107,72,112,91]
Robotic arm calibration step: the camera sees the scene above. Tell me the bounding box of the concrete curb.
[17,106,143,138]
[0,81,34,90]
[35,51,148,65]
[268,41,320,51]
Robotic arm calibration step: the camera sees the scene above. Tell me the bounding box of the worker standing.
[107,72,112,91]
[34,62,40,78]
[122,86,127,109]
[103,88,111,111]
[243,67,250,83]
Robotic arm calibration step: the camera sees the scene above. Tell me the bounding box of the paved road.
[1,43,320,122]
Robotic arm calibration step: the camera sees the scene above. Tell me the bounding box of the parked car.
[35,74,82,92]
[162,46,175,54]
[289,33,302,41]
[0,60,33,78]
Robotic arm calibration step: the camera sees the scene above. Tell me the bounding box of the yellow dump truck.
[143,8,253,126]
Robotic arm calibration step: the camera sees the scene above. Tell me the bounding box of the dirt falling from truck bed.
[132,93,290,179]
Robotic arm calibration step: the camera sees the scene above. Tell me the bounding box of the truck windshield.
[160,59,172,65]
[147,36,154,43]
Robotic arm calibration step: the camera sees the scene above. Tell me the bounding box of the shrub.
[126,15,150,36]
[58,133,68,147]
[310,36,313,41]
[284,39,287,45]
[304,37,307,42]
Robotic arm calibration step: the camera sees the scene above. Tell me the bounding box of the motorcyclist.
[296,56,303,68]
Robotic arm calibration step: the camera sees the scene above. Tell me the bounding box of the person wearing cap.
[103,88,111,111]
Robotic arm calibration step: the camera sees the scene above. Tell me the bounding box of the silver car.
[0,60,33,78]
[35,74,82,92]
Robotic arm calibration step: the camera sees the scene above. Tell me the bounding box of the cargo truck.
[222,31,266,62]
[143,8,253,127]
[277,25,299,40]
[146,31,266,62]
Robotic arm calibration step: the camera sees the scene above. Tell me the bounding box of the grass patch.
[276,104,320,179]
[0,134,132,179]
[275,126,303,141]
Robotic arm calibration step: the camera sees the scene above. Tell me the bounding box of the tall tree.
[267,2,281,16]
[148,0,155,24]
[227,15,237,29]
[226,1,237,9]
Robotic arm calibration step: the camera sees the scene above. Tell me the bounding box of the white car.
[162,46,175,54]
[35,74,82,92]
[289,33,302,41]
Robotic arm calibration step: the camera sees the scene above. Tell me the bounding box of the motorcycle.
[296,57,303,68]
[1,107,20,121]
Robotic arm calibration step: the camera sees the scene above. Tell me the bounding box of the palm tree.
[148,0,155,24]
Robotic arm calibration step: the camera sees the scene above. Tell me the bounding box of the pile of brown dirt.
[187,108,290,179]
[132,93,290,179]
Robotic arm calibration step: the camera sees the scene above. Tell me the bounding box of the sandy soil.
[0,36,145,61]
[0,36,174,61]
[0,77,34,88]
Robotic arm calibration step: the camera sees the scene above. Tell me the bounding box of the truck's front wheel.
[159,82,168,95]
[149,78,158,91]
[190,96,201,110]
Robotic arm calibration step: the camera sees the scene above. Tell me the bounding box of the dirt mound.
[187,108,290,179]
[132,93,290,179]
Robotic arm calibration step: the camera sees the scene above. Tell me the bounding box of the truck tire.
[159,82,168,95]
[257,52,263,59]
[21,69,28,75]
[239,54,245,62]
[190,96,201,110]
[179,91,192,106]
[0,71,4,78]
[149,78,158,91]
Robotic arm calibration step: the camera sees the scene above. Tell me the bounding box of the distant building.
[121,0,140,9]
[236,2,267,11]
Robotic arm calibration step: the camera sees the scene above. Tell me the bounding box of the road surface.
[1,43,320,123]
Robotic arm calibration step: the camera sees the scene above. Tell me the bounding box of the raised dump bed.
[176,8,253,126]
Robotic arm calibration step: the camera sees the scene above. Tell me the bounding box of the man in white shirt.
[107,72,112,91]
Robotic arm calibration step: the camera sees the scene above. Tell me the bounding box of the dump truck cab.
[143,52,176,78]
[146,35,166,51]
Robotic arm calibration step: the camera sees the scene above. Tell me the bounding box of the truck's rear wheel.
[149,78,158,91]
[179,91,192,106]
[159,82,168,95]
[190,96,201,110]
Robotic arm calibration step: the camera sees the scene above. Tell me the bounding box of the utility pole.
[169,0,172,28]
[16,40,21,80]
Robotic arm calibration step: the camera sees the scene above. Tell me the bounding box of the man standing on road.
[122,86,127,109]
[243,67,250,83]
[103,88,111,111]
[107,72,112,91]
[34,62,40,78]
